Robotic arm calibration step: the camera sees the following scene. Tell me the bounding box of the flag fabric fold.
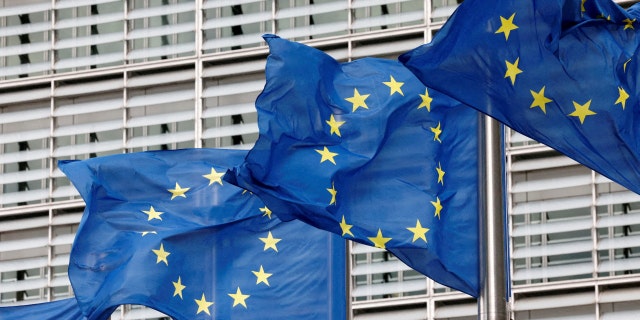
[0,298,86,320]
[401,0,640,194]
[226,35,481,296]
[59,148,346,320]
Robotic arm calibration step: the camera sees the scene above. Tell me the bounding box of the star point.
[530,86,552,113]
[260,231,281,252]
[203,167,225,186]
[259,206,272,219]
[418,88,433,112]
[383,75,405,96]
[339,215,354,237]
[568,100,596,124]
[436,162,445,185]
[345,88,370,112]
[431,122,442,143]
[228,287,250,308]
[407,220,430,243]
[327,182,337,205]
[152,243,170,265]
[142,206,163,221]
[252,265,273,286]
[172,276,186,299]
[495,13,518,40]
[624,58,632,72]
[368,229,392,249]
[615,87,629,110]
[195,293,214,315]
[326,114,346,137]
[624,18,636,30]
[504,58,523,85]
[431,197,443,219]
[315,146,338,165]
[168,182,190,200]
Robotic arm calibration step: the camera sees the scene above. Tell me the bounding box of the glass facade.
[1,1,640,319]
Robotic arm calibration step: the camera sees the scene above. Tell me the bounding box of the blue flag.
[0,298,86,320]
[226,35,481,296]
[59,149,346,320]
[401,0,640,194]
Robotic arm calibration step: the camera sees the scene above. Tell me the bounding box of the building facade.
[1,0,640,319]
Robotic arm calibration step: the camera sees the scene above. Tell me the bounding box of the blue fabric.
[226,35,481,297]
[59,148,346,320]
[0,298,86,320]
[401,0,640,194]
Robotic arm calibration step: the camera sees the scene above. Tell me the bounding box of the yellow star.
[431,122,442,143]
[407,220,430,243]
[252,265,273,286]
[195,293,214,315]
[152,243,170,265]
[142,206,163,221]
[203,168,225,186]
[504,58,523,85]
[228,287,250,308]
[315,146,338,165]
[345,88,370,112]
[530,86,552,114]
[168,182,189,200]
[568,100,596,124]
[615,87,629,110]
[260,231,281,252]
[417,88,433,112]
[259,206,272,219]
[436,162,445,185]
[431,197,443,219]
[624,58,632,72]
[495,13,518,40]
[326,114,345,137]
[383,75,404,96]
[624,18,636,30]
[339,215,354,237]
[368,229,392,249]
[327,182,337,205]
[172,276,186,299]
[581,0,586,13]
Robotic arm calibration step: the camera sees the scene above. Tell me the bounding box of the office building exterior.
[1,0,640,319]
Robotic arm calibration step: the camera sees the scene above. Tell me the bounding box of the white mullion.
[590,169,600,280]
[195,61,203,148]
[1,14,5,79]
[213,77,222,148]
[194,1,203,148]
[122,70,128,154]
[48,79,55,206]
[195,0,203,57]
[46,207,53,301]
[51,0,57,76]
[506,130,516,295]
[123,0,129,65]
[143,0,149,63]
[270,0,276,34]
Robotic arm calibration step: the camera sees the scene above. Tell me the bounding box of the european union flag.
[0,298,85,320]
[226,35,481,296]
[401,0,640,194]
[59,148,346,320]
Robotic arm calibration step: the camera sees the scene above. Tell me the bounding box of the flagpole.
[478,116,508,320]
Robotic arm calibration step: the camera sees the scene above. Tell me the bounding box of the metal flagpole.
[478,116,508,320]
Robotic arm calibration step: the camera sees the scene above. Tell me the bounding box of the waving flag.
[0,298,85,320]
[401,0,640,194]
[59,149,346,320]
[226,35,481,296]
